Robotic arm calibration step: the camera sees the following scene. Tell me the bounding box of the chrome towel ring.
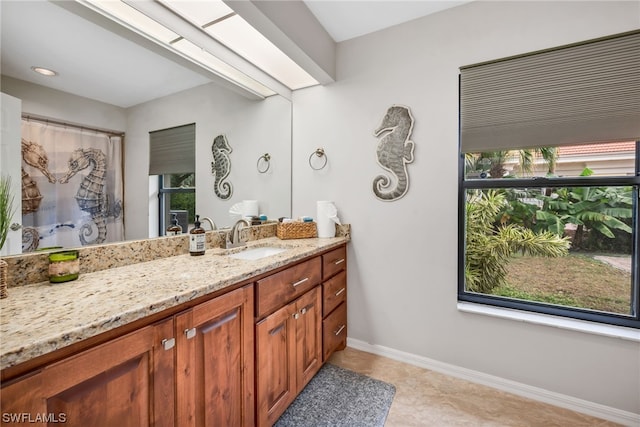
[309,148,327,170]
[257,153,271,173]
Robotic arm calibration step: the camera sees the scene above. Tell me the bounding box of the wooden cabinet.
[255,275,323,427]
[321,246,347,361]
[0,244,347,427]
[0,285,254,427]
[176,285,254,427]
[0,318,175,427]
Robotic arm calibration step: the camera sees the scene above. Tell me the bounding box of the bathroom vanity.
[0,235,348,427]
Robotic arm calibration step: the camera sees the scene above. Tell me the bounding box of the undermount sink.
[227,246,288,260]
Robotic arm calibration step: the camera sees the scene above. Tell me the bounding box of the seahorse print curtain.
[21,119,124,252]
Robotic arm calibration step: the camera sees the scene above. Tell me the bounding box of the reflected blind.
[460,30,640,153]
[149,123,195,175]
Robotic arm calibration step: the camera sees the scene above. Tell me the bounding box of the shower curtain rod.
[22,114,125,137]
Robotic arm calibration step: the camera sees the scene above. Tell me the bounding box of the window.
[149,123,196,235]
[158,173,195,234]
[458,31,640,328]
[459,144,639,327]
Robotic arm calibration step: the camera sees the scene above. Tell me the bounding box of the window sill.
[457,302,640,342]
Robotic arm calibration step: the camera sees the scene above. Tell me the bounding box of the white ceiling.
[0,1,469,108]
[304,0,472,42]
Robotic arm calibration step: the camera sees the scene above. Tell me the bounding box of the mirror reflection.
[0,1,292,256]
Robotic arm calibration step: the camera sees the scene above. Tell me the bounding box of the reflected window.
[148,123,196,236]
[158,173,195,234]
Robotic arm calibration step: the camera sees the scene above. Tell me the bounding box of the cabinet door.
[255,302,296,427]
[176,285,254,427]
[294,286,322,390]
[0,319,175,427]
[255,286,323,427]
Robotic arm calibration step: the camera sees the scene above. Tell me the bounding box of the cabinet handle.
[269,324,285,336]
[300,307,307,315]
[335,287,345,297]
[334,258,345,265]
[161,338,175,350]
[291,277,309,287]
[184,328,196,340]
[334,325,345,336]
[293,313,300,320]
[201,311,238,334]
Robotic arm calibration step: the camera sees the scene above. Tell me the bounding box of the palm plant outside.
[465,147,557,178]
[465,190,569,293]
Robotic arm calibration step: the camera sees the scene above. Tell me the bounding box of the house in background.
[501,141,637,177]
[556,141,636,176]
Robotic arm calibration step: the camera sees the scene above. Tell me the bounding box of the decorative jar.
[48,250,80,283]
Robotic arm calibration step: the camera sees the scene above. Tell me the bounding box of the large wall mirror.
[0,0,292,256]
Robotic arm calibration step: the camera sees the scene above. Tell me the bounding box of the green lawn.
[492,253,632,315]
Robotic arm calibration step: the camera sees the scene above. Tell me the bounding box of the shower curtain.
[21,119,124,252]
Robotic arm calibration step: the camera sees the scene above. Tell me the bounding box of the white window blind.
[149,123,196,175]
[460,30,640,153]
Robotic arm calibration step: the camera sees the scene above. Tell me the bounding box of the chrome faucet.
[200,217,217,231]
[227,218,250,248]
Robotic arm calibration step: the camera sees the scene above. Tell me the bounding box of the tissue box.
[277,222,318,239]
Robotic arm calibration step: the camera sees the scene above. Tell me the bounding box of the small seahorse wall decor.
[372,105,416,201]
[59,148,108,245]
[211,134,233,200]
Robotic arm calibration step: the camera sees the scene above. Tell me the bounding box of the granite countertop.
[0,236,348,371]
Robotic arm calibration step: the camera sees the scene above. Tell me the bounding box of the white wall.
[1,76,127,132]
[126,82,291,238]
[292,0,640,417]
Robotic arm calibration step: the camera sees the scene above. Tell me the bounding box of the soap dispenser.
[189,214,206,256]
[166,213,182,236]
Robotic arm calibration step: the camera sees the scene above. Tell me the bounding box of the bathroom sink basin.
[227,246,288,260]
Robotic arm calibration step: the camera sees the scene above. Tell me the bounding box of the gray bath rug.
[274,363,396,427]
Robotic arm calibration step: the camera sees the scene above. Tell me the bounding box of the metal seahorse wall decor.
[211,134,233,200]
[59,148,109,245]
[21,138,56,214]
[372,105,415,201]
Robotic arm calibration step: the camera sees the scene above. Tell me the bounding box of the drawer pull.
[184,328,196,340]
[300,307,307,315]
[335,288,345,297]
[269,324,285,336]
[293,313,300,320]
[202,311,238,334]
[334,325,345,336]
[291,277,309,287]
[334,258,345,265]
[161,338,175,350]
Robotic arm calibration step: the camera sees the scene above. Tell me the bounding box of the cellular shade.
[149,123,195,175]
[460,30,640,153]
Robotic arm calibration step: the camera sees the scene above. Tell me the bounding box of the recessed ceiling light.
[31,66,58,77]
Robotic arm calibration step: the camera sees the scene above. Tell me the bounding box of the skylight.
[163,1,319,90]
[80,0,318,98]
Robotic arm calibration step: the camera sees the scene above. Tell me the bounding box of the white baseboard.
[347,338,640,427]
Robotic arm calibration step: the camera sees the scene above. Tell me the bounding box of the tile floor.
[328,347,621,427]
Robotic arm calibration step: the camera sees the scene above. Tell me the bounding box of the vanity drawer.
[322,270,346,317]
[256,257,322,318]
[322,246,346,280]
[323,302,347,361]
